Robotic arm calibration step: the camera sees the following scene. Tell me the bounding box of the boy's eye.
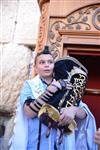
[39,60,45,64]
[39,60,54,64]
[48,60,54,64]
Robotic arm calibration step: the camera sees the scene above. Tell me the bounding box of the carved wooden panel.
[47,4,100,59]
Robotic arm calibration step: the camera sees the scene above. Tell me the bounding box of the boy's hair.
[34,46,53,64]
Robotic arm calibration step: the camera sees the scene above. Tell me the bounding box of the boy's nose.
[45,62,49,66]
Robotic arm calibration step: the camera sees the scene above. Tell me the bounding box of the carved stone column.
[36,0,50,52]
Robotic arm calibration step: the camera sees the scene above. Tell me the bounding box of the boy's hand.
[58,106,76,126]
[48,79,73,93]
[59,79,73,90]
[47,79,61,93]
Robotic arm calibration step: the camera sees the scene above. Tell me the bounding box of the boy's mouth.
[44,69,51,72]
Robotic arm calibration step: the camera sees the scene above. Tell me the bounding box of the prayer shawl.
[9,75,98,150]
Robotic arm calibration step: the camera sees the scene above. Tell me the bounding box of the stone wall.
[1,0,40,44]
[0,0,40,149]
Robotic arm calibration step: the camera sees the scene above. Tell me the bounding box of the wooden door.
[68,54,100,128]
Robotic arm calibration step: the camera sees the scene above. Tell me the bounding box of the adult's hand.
[94,128,100,149]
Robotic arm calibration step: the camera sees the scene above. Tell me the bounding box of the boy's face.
[35,54,54,78]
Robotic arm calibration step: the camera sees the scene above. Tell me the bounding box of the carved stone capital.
[38,0,49,10]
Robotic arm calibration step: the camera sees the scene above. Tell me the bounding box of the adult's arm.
[94,128,100,150]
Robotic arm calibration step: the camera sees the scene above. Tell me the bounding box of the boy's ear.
[34,65,38,74]
[32,65,37,77]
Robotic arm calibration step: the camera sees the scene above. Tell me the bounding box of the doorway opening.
[68,54,100,127]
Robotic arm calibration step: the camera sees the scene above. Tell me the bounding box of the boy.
[10,46,97,150]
